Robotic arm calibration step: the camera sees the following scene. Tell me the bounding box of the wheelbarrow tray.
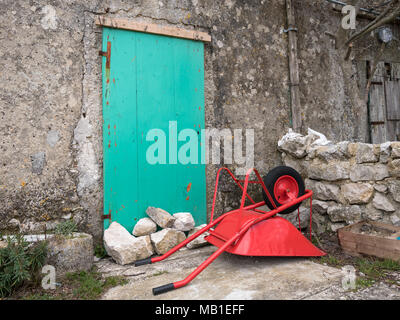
[206,209,325,257]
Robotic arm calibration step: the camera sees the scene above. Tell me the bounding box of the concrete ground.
[97,245,348,300]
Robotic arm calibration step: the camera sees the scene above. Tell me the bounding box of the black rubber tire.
[262,166,305,215]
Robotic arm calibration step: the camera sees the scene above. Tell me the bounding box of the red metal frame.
[135,167,324,295]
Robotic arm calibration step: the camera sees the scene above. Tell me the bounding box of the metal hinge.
[102,213,112,220]
[99,41,111,69]
[283,26,298,33]
[370,121,385,125]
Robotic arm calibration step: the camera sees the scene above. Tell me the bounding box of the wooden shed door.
[101,27,206,232]
[368,62,400,143]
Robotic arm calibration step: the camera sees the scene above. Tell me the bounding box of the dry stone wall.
[278,129,400,234]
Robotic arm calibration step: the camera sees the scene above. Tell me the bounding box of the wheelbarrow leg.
[134,213,229,267]
[152,231,241,295]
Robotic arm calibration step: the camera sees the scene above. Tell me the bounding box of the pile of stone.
[103,207,209,265]
[277,128,400,234]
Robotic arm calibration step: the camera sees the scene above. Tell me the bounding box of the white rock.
[388,180,400,203]
[172,212,195,231]
[306,128,332,148]
[380,142,391,163]
[132,218,157,236]
[327,205,362,223]
[314,142,349,161]
[341,183,374,204]
[62,213,72,220]
[150,228,186,255]
[311,200,330,214]
[308,160,350,181]
[104,222,153,265]
[372,193,395,212]
[350,163,389,182]
[146,207,175,228]
[374,184,388,194]
[277,128,308,158]
[306,179,341,201]
[46,233,94,275]
[364,204,383,221]
[186,224,210,249]
[391,142,400,159]
[352,143,379,164]
[389,214,400,226]
[388,159,400,177]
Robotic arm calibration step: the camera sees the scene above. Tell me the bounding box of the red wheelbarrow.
[134,166,326,295]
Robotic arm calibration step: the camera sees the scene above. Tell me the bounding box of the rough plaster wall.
[1,0,395,241]
[0,1,87,235]
[296,0,366,142]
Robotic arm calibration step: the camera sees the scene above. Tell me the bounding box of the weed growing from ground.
[0,235,48,298]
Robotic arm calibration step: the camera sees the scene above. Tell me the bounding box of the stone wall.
[278,129,400,234]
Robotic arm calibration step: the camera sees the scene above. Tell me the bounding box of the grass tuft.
[64,268,128,300]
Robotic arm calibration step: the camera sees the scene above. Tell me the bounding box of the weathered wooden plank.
[285,0,302,132]
[368,220,400,233]
[95,16,211,42]
[338,221,400,261]
[390,63,400,80]
[369,84,386,121]
[385,80,400,120]
[339,220,400,236]
[341,240,400,261]
[369,82,387,143]
[386,120,400,142]
[371,61,386,82]
[371,124,386,144]
[340,234,400,252]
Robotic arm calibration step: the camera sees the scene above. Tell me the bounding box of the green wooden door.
[101,27,206,232]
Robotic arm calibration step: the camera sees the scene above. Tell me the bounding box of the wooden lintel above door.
[95,16,211,42]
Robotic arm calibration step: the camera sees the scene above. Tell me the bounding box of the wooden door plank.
[136,32,178,223]
[385,80,400,120]
[95,16,211,42]
[371,124,387,144]
[369,84,386,121]
[369,83,387,143]
[386,120,400,141]
[102,28,140,231]
[371,61,386,82]
[391,63,400,80]
[173,37,207,225]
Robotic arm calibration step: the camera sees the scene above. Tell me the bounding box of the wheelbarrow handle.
[134,257,152,266]
[152,283,175,295]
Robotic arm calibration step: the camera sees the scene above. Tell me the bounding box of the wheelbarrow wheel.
[262,166,305,215]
